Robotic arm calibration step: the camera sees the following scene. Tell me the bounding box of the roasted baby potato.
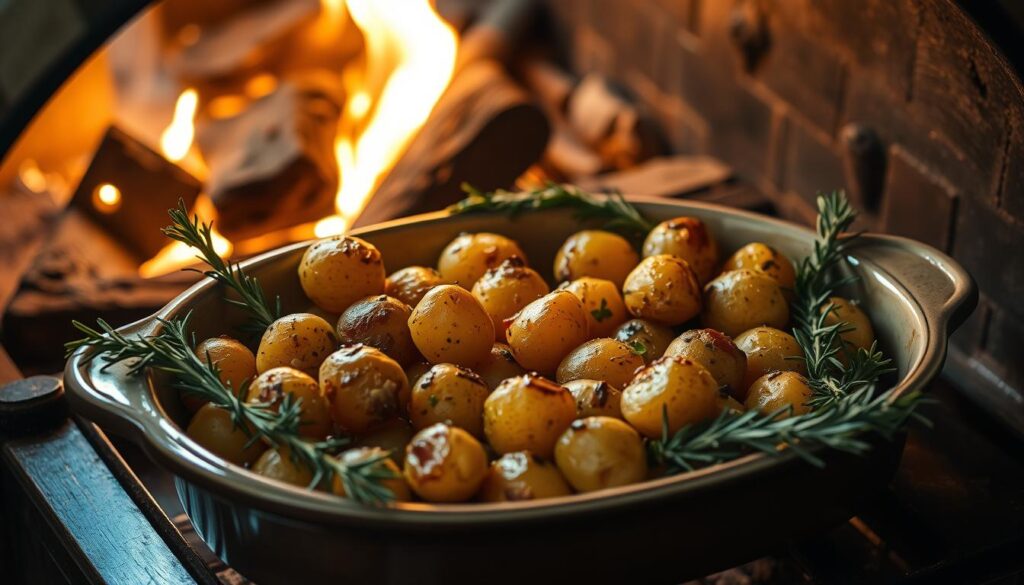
[563,379,623,419]
[410,363,490,437]
[506,290,590,375]
[353,418,416,464]
[623,254,702,325]
[554,416,647,492]
[622,356,722,438]
[745,371,813,417]
[403,424,488,502]
[319,344,408,433]
[614,318,676,363]
[246,367,332,440]
[333,447,410,502]
[409,285,494,366]
[186,403,265,466]
[192,336,256,412]
[479,451,572,502]
[722,242,796,293]
[471,257,549,340]
[483,374,577,458]
[823,296,875,352]
[299,236,386,313]
[385,266,444,308]
[555,338,645,390]
[474,343,527,390]
[665,329,748,401]
[553,230,639,288]
[734,326,807,390]
[561,277,628,338]
[437,232,526,288]
[642,216,719,284]
[256,313,337,377]
[253,447,313,487]
[702,269,789,337]
[336,295,419,366]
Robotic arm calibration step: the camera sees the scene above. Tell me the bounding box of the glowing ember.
[160,88,198,162]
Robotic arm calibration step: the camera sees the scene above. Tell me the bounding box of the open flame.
[139,196,231,278]
[160,88,198,162]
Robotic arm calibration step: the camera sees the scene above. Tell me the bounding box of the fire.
[139,196,232,278]
[160,88,198,162]
[316,0,458,235]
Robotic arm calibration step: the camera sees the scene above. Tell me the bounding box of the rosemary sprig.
[66,316,398,506]
[450,183,655,241]
[162,200,280,332]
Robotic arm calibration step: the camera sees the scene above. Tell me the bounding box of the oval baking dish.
[65,197,976,585]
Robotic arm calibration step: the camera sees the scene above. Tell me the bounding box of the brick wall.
[545,0,1024,429]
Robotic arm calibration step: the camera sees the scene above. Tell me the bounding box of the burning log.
[196,76,343,240]
[353,59,549,227]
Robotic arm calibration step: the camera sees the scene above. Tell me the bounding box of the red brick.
[880,145,958,251]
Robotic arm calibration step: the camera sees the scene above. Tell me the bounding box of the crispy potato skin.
[410,364,490,437]
[623,255,703,326]
[253,447,314,487]
[246,367,332,440]
[319,344,408,433]
[472,257,550,340]
[701,269,789,337]
[734,326,807,391]
[336,295,419,366]
[385,266,444,308]
[722,242,796,293]
[437,232,526,288]
[409,285,494,367]
[665,329,748,401]
[192,336,256,413]
[474,343,527,391]
[333,447,410,502]
[744,371,814,418]
[186,404,265,466]
[483,374,577,458]
[256,313,338,378]
[555,338,645,390]
[554,416,647,492]
[479,451,572,502]
[642,217,720,284]
[506,290,590,375]
[563,379,624,419]
[614,319,676,363]
[403,424,488,502]
[553,230,639,288]
[299,236,386,313]
[561,277,628,338]
[621,356,723,438]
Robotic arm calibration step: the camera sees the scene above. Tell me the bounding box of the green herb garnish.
[591,298,613,322]
[629,341,648,357]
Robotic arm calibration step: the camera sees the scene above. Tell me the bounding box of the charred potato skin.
[553,230,639,288]
[483,374,577,458]
[336,295,419,366]
[479,451,572,502]
[319,344,409,433]
[505,290,591,375]
[623,255,703,326]
[642,216,720,284]
[563,379,624,419]
[555,338,645,390]
[437,232,527,288]
[385,266,444,308]
[403,424,488,502]
[561,277,629,338]
[299,236,386,314]
[410,363,490,437]
[744,371,814,418]
[701,269,790,337]
[554,416,647,492]
[246,367,332,440]
[614,319,676,363]
[409,285,495,367]
[665,328,748,401]
[734,326,807,391]
[471,256,550,340]
[621,355,723,438]
[256,313,338,378]
[722,242,796,292]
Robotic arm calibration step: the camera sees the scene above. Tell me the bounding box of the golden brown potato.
[613,319,676,363]
[409,285,494,366]
[319,344,408,433]
[299,236,386,313]
[734,326,807,391]
[479,451,572,502]
[642,216,720,284]
[722,242,796,293]
[623,255,702,325]
[186,404,265,466]
[506,290,590,375]
[353,418,416,464]
[555,338,645,390]
[437,232,526,288]
[385,266,444,308]
[191,336,256,413]
[553,230,639,288]
[665,329,748,400]
[332,447,410,502]
[471,257,550,340]
[563,379,623,419]
[561,277,629,338]
[410,363,490,437]
[246,367,332,440]
[744,371,813,418]
[554,416,647,492]
[253,447,313,487]
[701,269,789,337]
[336,295,419,366]
[474,343,527,390]
[621,356,723,438]
[822,297,875,353]
[256,313,337,377]
[403,424,488,502]
[483,374,577,458]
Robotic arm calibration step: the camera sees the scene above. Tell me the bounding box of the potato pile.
[184,217,876,504]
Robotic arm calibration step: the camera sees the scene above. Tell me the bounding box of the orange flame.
[139,196,232,278]
[160,88,198,162]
